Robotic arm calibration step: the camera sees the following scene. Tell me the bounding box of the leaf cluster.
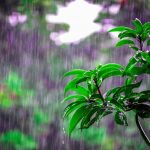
[62,18,150,143]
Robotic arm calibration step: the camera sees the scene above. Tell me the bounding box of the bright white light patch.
[8,12,27,26]
[46,0,103,45]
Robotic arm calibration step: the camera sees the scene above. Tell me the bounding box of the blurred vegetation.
[0,0,149,150]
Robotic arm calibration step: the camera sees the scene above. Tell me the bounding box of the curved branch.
[135,113,150,147]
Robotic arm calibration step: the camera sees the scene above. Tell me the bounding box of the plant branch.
[135,113,150,147]
[94,79,105,104]
[138,36,144,51]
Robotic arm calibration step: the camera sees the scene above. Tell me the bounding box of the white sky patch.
[46,0,103,45]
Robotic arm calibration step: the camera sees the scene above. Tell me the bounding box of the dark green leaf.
[129,46,139,51]
[112,80,142,100]
[114,111,128,126]
[81,107,105,129]
[147,39,150,46]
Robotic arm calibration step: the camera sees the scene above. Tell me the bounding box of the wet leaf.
[114,111,128,126]
[116,39,134,47]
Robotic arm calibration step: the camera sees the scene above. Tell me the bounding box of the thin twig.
[94,79,105,104]
[135,113,150,147]
[138,36,144,51]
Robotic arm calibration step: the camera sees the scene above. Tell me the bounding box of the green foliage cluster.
[63,19,150,147]
[0,130,37,150]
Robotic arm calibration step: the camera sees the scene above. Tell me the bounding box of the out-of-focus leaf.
[33,109,49,126]
[0,130,37,150]
[5,72,24,96]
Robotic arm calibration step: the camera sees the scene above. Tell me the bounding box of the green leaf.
[123,55,139,76]
[105,87,120,98]
[118,31,136,39]
[143,22,150,32]
[80,106,104,129]
[109,26,131,32]
[112,80,142,100]
[101,70,122,80]
[98,63,123,80]
[68,105,90,135]
[141,32,148,41]
[116,39,134,47]
[147,39,150,46]
[72,86,90,97]
[62,94,87,103]
[98,63,123,72]
[132,18,143,34]
[114,111,128,126]
[141,52,150,64]
[64,101,87,118]
[129,46,139,51]
[64,69,86,77]
[64,78,78,94]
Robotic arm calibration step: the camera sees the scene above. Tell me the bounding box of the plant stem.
[135,113,150,147]
[94,79,105,104]
[138,36,143,51]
